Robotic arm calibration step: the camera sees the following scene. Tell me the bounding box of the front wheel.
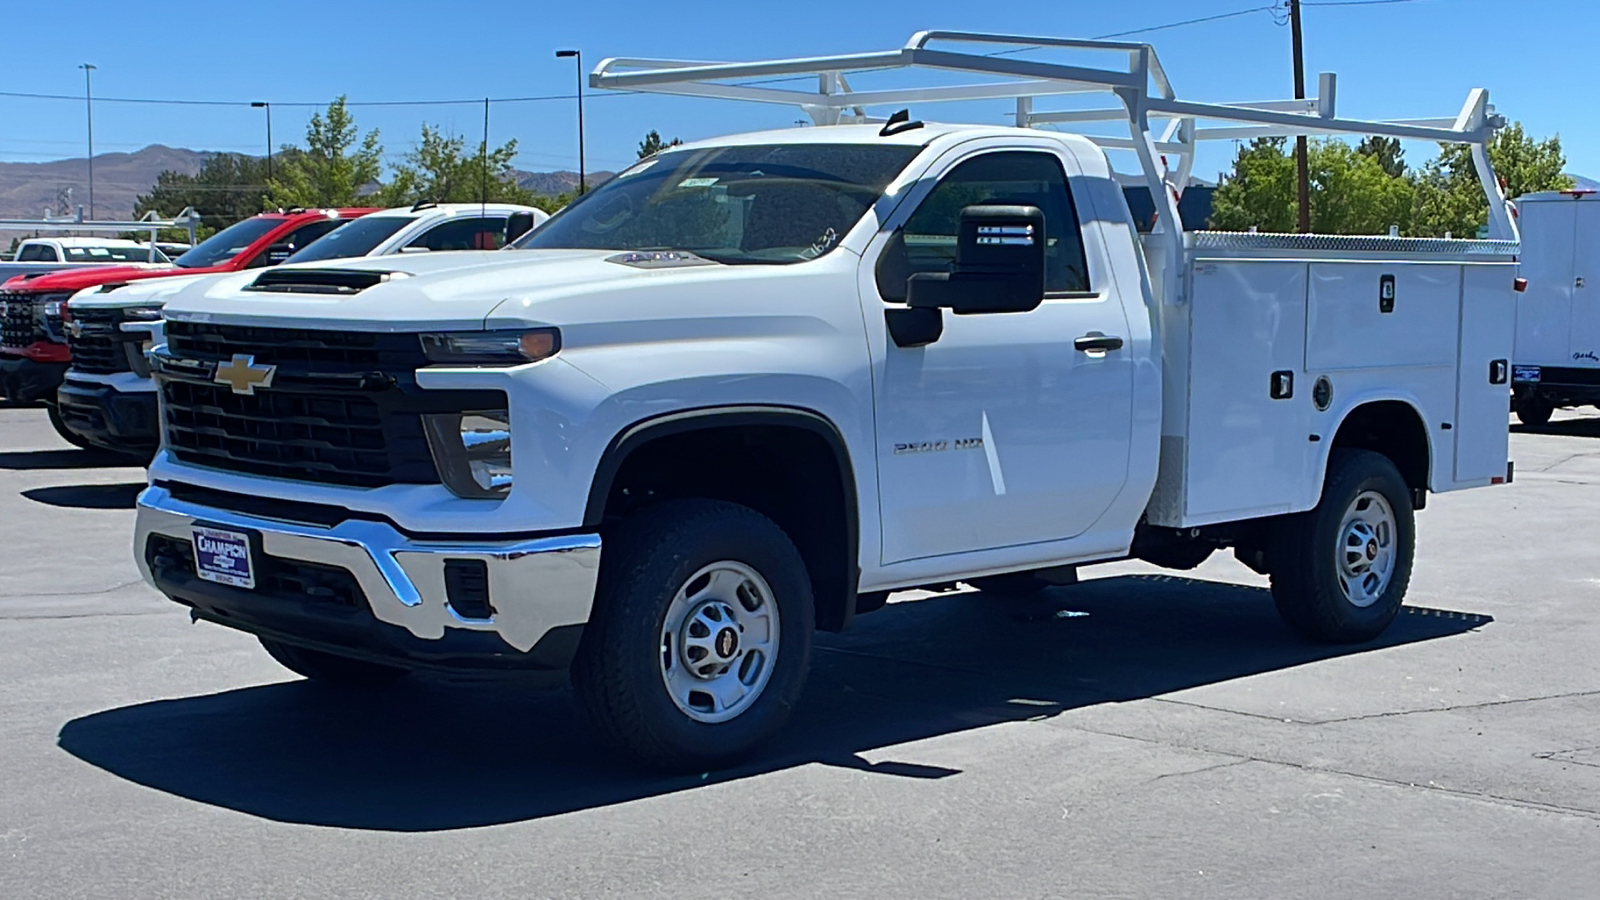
[573,499,814,772]
[1269,450,1415,643]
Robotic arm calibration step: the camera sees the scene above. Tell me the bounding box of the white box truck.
[132,32,1520,771]
[1511,189,1600,423]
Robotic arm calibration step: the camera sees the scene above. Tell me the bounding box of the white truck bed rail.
[593,30,1516,304]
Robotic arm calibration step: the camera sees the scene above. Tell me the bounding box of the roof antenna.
[879,109,924,137]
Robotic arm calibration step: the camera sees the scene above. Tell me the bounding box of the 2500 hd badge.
[893,437,984,455]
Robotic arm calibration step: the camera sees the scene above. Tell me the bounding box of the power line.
[0,90,632,109]
[1095,4,1280,39]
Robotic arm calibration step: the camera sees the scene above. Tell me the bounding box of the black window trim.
[874,146,1095,304]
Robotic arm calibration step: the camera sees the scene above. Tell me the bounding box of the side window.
[18,244,56,262]
[407,217,510,252]
[875,151,1091,302]
[248,220,344,268]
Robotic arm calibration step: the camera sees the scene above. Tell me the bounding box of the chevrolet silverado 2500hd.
[0,208,374,445]
[132,33,1519,770]
[57,203,547,458]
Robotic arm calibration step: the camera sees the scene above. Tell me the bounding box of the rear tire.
[573,499,814,772]
[259,638,409,687]
[1514,395,1553,426]
[1269,450,1415,643]
[46,405,94,449]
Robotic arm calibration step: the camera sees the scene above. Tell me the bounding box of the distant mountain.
[513,169,617,197]
[0,145,208,223]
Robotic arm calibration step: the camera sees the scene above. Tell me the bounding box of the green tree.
[266,97,383,208]
[1357,136,1406,178]
[638,129,683,159]
[379,125,543,207]
[1208,138,1297,233]
[1411,122,1572,237]
[133,151,290,239]
[1210,137,1415,236]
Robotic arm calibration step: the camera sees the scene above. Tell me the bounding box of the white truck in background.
[57,202,547,458]
[133,32,1518,771]
[0,237,171,283]
[1510,189,1600,424]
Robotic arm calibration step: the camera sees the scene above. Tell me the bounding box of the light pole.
[555,49,586,195]
[79,63,96,219]
[251,101,273,185]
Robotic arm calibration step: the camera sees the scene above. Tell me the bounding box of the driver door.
[864,145,1136,565]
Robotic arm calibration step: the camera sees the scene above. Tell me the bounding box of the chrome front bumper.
[134,485,601,653]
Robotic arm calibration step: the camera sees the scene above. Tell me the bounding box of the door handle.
[1074,333,1124,353]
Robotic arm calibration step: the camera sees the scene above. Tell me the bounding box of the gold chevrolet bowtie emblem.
[213,354,276,395]
[68,320,83,339]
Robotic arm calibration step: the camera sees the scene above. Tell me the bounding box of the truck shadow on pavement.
[1511,417,1600,438]
[22,482,145,509]
[0,448,136,470]
[57,574,1490,832]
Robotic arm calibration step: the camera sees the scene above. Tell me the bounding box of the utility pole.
[79,64,96,220]
[1289,0,1310,233]
[251,101,273,185]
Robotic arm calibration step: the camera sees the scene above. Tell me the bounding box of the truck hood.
[69,271,225,310]
[160,250,691,331]
[3,262,223,294]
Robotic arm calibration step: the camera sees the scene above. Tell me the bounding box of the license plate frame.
[190,525,257,589]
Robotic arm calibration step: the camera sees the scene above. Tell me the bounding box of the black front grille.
[157,321,499,488]
[166,320,426,369]
[0,292,35,350]
[66,308,133,374]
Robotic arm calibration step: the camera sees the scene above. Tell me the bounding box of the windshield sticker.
[678,177,719,188]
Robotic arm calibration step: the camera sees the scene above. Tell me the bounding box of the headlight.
[123,306,164,321]
[424,409,513,498]
[43,300,65,317]
[420,328,560,365]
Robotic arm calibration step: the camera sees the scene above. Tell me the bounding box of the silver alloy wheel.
[1336,490,1397,608]
[659,560,781,724]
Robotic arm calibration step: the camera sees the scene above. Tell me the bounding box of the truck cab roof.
[2,208,377,295]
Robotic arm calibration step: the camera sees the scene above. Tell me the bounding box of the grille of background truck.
[66,308,133,374]
[0,293,36,349]
[158,321,448,488]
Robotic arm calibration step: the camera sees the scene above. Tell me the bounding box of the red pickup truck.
[0,208,375,443]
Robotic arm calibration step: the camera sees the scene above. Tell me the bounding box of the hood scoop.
[244,268,410,295]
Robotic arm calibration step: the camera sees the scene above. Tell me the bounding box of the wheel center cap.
[1366,539,1378,561]
[715,627,739,659]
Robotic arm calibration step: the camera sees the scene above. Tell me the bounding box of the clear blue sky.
[1,0,1594,187]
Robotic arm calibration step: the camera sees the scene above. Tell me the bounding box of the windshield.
[174,217,282,268]
[284,216,410,264]
[63,245,171,263]
[512,143,920,264]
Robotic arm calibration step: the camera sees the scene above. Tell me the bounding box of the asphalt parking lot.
[2,402,1598,899]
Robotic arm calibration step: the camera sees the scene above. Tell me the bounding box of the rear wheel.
[1269,450,1415,643]
[573,499,814,772]
[46,405,94,449]
[1514,395,1553,426]
[259,638,409,687]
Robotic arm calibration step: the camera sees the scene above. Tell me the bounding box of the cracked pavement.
[2,403,1598,898]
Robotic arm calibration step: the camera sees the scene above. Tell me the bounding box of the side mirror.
[505,212,538,244]
[907,205,1046,316]
[264,243,295,265]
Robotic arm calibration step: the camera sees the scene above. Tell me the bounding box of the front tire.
[259,638,409,687]
[1270,450,1415,643]
[573,499,814,772]
[46,405,94,449]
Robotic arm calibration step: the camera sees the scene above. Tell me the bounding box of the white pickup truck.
[0,237,170,283]
[133,33,1519,771]
[58,203,547,458]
